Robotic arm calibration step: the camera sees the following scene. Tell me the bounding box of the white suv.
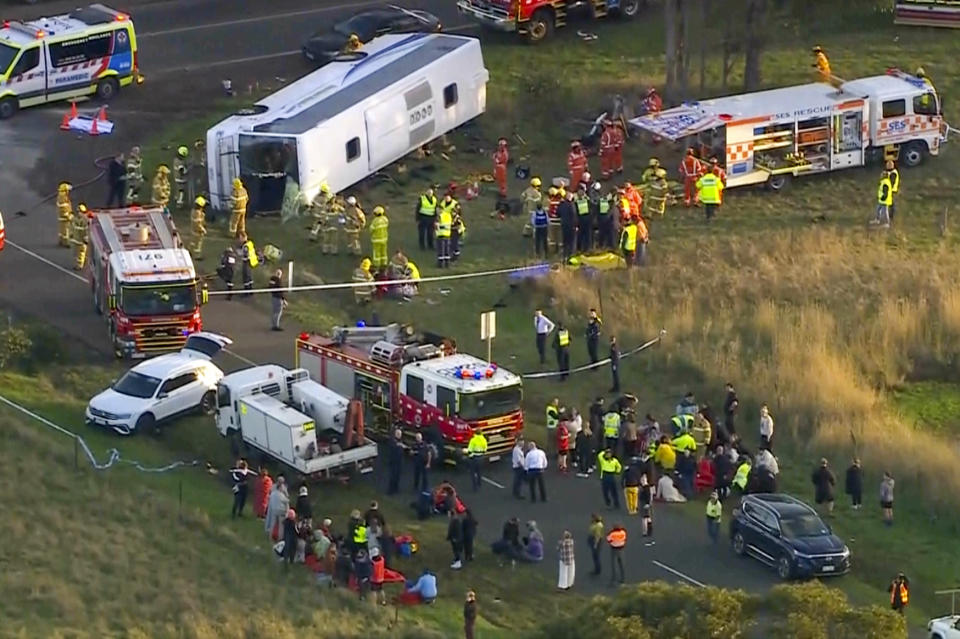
[929,615,960,639]
[86,332,232,435]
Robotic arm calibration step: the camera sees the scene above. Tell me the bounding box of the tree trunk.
[742,0,767,91]
[699,0,709,93]
[663,0,690,99]
[664,0,678,95]
[681,0,692,91]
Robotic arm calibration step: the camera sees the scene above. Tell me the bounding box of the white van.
[0,3,141,119]
[206,32,489,212]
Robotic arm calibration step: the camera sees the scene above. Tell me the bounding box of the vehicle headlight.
[840,545,850,558]
[113,413,133,420]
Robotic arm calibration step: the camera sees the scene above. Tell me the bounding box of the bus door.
[354,373,392,437]
[5,44,45,108]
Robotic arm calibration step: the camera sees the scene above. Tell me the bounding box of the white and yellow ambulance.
[0,3,141,119]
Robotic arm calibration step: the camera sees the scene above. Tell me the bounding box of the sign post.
[480,311,496,363]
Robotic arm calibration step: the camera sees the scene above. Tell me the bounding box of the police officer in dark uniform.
[531,201,549,258]
[557,192,578,262]
[217,246,237,300]
[586,308,602,367]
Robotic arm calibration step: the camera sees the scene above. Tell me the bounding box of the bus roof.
[1,4,129,46]
[248,33,473,136]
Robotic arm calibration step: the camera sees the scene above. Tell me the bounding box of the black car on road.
[730,493,851,580]
[302,5,442,65]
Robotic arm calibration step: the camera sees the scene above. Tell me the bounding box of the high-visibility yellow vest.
[440,199,458,216]
[733,462,751,489]
[888,169,900,194]
[597,453,622,477]
[419,194,438,216]
[706,500,722,519]
[671,414,694,433]
[546,405,559,429]
[603,412,621,438]
[877,177,893,205]
[436,210,452,238]
[598,197,610,214]
[576,197,590,215]
[467,432,488,456]
[370,216,389,242]
[672,432,696,453]
[244,240,259,268]
[620,224,637,251]
[407,261,421,280]
[557,329,570,347]
[353,524,368,545]
[696,173,721,204]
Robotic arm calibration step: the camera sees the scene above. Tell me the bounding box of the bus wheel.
[96,77,120,102]
[0,97,18,120]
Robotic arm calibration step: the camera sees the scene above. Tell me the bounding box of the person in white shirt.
[656,474,687,503]
[534,309,556,366]
[511,438,527,500]
[524,441,548,502]
[759,405,775,450]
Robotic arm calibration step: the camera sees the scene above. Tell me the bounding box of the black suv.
[730,493,851,580]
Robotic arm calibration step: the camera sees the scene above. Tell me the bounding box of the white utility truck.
[205,32,489,212]
[630,68,947,192]
[215,365,377,477]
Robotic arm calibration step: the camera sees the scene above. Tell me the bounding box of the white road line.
[651,560,707,588]
[138,1,385,38]
[7,241,87,283]
[481,476,505,489]
[223,348,257,366]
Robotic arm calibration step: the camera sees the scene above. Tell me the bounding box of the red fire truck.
[87,206,208,359]
[296,324,524,462]
[457,0,644,43]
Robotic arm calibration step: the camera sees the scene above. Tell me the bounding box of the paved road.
[0,0,784,600]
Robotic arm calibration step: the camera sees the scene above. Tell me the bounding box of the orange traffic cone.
[97,105,107,122]
[90,117,99,136]
[59,111,71,131]
[69,101,78,119]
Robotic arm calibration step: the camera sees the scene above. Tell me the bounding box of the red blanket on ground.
[303,555,405,589]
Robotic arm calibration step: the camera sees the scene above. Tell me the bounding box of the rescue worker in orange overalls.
[599,120,616,180]
[567,140,588,192]
[493,138,509,198]
[679,148,703,207]
[611,121,625,175]
[710,158,727,204]
[812,46,831,83]
[642,87,663,115]
[625,182,643,221]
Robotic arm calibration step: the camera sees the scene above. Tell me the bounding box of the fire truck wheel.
[901,141,927,168]
[525,9,553,44]
[617,0,641,19]
[96,77,120,102]
[766,174,791,193]
[134,413,155,434]
[200,391,217,415]
[0,97,17,120]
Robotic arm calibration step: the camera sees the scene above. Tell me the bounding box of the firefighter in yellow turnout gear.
[643,168,669,218]
[369,206,389,269]
[71,204,90,270]
[56,182,73,247]
[309,183,335,243]
[343,196,366,256]
[321,195,345,255]
[229,177,249,238]
[353,257,375,304]
[191,197,207,259]
[125,146,144,204]
[151,165,172,214]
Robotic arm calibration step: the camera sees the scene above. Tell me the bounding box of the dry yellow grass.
[546,227,960,508]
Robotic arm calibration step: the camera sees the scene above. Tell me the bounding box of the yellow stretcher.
[567,252,627,270]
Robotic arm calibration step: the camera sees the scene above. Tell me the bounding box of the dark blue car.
[730,493,851,580]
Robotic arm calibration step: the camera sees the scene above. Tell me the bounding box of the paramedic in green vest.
[885,160,900,223]
[595,184,615,249]
[696,169,723,221]
[466,430,488,492]
[416,186,438,250]
[670,413,695,437]
[874,170,893,228]
[602,408,621,454]
[553,322,572,380]
[576,185,593,252]
[620,217,638,267]
[732,457,752,495]
[435,202,453,268]
[597,448,622,510]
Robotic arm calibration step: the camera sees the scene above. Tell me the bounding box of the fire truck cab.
[296,324,524,462]
[87,206,207,359]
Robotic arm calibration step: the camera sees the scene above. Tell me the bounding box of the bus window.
[48,31,113,68]
[10,47,40,77]
[0,43,20,76]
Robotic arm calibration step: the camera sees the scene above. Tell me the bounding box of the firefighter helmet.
[530,177,542,187]
[195,196,207,207]
[320,182,331,194]
[346,195,357,205]
[648,158,660,167]
[158,165,170,175]
[548,187,558,197]
[360,258,372,270]
[232,177,243,189]
[177,146,189,158]
[373,206,385,216]
[916,66,926,78]
[592,181,602,192]
[655,168,667,179]
[58,182,72,192]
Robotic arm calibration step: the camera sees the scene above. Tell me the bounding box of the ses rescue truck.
[87,207,208,359]
[630,69,947,192]
[895,0,960,28]
[457,0,642,43]
[0,4,141,120]
[216,365,378,478]
[296,324,524,462]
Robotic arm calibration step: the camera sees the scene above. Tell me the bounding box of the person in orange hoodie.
[567,140,588,192]
[624,182,643,221]
[254,467,273,519]
[370,546,387,605]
